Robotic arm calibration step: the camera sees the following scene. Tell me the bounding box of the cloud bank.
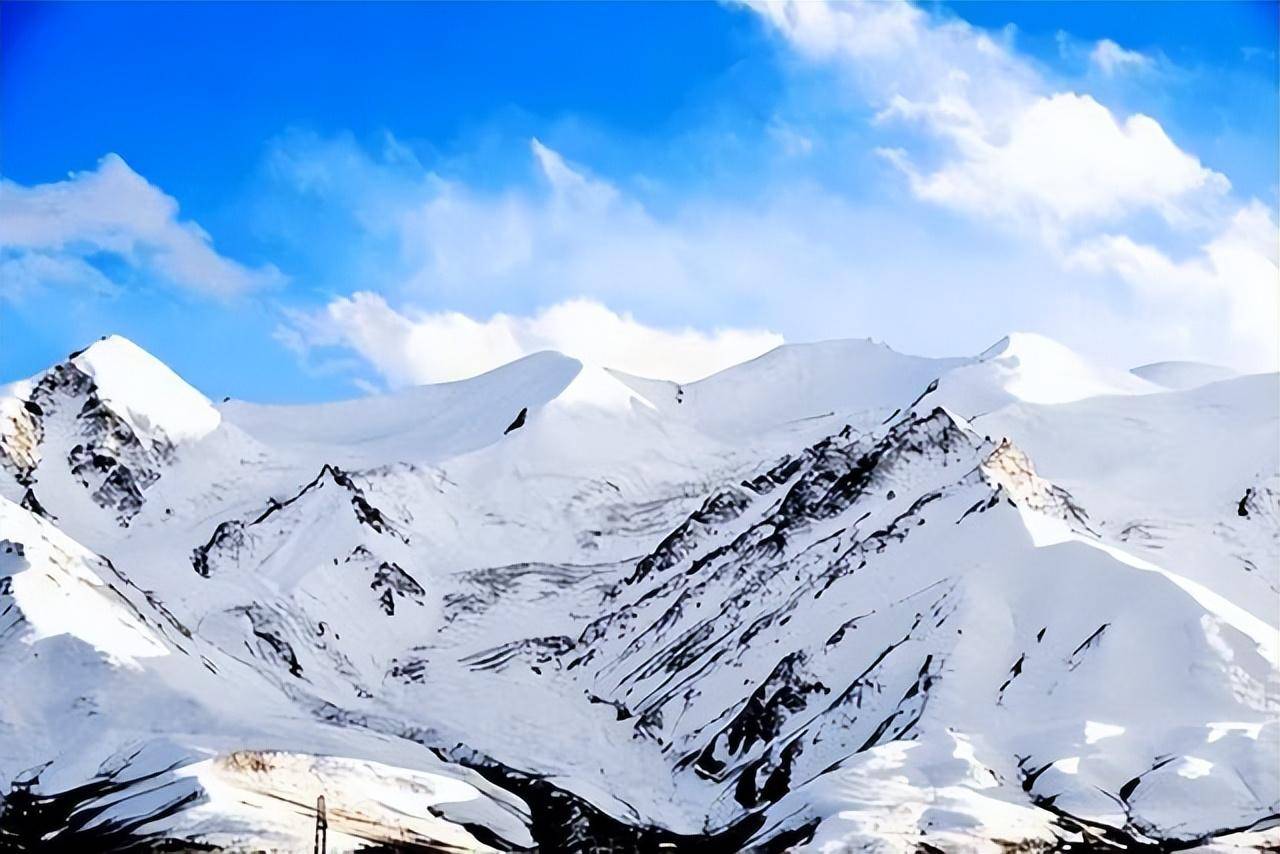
[279,294,783,387]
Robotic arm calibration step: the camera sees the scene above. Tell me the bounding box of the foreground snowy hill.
[0,333,1276,852]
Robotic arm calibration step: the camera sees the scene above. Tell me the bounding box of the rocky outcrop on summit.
[1,359,171,522]
[0,337,219,524]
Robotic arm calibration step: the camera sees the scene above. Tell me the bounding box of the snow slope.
[976,373,1280,626]
[0,334,1275,852]
[1132,360,1241,391]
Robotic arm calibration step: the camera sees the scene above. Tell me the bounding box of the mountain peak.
[977,331,1075,361]
[965,331,1157,405]
[551,360,659,413]
[68,335,221,444]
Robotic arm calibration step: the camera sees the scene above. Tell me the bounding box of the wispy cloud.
[265,132,913,332]
[0,154,284,300]
[1090,38,1153,76]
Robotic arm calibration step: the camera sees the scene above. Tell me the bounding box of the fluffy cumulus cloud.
[751,0,1226,231]
[882,93,1227,229]
[0,153,284,299]
[279,293,783,387]
[747,0,1278,370]
[747,0,1039,139]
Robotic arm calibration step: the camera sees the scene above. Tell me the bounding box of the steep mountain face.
[0,334,1276,852]
[0,336,219,525]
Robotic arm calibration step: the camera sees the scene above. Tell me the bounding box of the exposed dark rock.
[18,490,51,520]
[454,749,768,854]
[1238,488,1254,518]
[235,605,304,678]
[504,407,528,435]
[370,561,426,616]
[190,521,245,578]
[0,759,208,853]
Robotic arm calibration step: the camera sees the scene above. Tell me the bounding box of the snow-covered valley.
[0,333,1276,852]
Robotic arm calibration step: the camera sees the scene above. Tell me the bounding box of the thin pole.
[314,794,327,854]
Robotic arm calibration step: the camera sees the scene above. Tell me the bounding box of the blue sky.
[2,1,1277,401]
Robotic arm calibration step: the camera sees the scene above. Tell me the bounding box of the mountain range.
[0,332,1276,852]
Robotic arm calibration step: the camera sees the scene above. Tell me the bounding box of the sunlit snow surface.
[0,333,1276,851]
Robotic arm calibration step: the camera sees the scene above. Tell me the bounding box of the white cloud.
[0,153,284,298]
[1090,39,1152,76]
[747,0,1277,370]
[748,0,1038,140]
[0,252,120,302]
[1068,202,1280,369]
[531,138,620,213]
[752,1,1225,231]
[289,135,879,319]
[270,127,1276,375]
[280,293,783,387]
[885,92,1227,230]
[265,133,1027,379]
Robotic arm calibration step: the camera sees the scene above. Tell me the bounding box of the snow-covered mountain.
[0,333,1276,852]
